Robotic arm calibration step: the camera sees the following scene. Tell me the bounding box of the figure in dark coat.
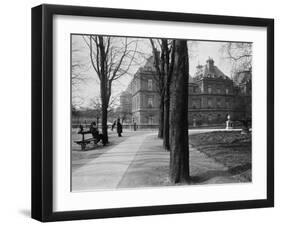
[116,118,123,137]
[90,122,99,140]
[78,124,84,133]
[133,122,137,131]
[111,120,116,131]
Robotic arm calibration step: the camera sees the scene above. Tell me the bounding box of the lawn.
[189,131,252,181]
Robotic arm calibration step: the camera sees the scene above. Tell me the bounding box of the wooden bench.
[75,127,106,150]
[74,137,98,151]
[74,130,98,151]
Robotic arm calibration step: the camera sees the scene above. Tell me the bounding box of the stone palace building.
[118,56,251,127]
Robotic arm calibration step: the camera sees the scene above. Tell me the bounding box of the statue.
[226,114,233,129]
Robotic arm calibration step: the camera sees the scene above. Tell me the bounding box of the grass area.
[189,131,252,181]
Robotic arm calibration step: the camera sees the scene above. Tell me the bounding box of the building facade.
[119,57,251,127]
[124,56,160,125]
[118,91,132,123]
[189,58,235,125]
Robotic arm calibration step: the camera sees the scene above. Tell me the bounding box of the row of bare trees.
[150,39,174,150]
[220,42,252,79]
[81,36,139,144]
[73,35,253,184]
[149,39,190,183]
[73,35,190,183]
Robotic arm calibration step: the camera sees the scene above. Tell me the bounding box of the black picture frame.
[31,4,274,222]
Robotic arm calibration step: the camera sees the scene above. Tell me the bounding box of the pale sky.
[72,35,234,109]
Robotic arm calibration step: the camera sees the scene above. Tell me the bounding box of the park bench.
[74,125,105,150]
[74,130,99,151]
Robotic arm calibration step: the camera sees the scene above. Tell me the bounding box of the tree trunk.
[100,86,108,143]
[169,40,189,183]
[101,103,108,143]
[158,96,164,138]
[163,40,170,151]
[100,76,108,144]
[163,88,170,150]
[98,36,109,144]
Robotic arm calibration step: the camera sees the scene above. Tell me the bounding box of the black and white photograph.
[71,35,252,191]
[0,0,278,224]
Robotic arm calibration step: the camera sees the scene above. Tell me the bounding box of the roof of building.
[194,58,230,80]
[189,75,195,83]
[234,70,252,85]
[120,90,132,96]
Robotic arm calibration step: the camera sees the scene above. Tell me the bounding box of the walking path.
[118,134,170,188]
[72,130,246,191]
[72,132,155,191]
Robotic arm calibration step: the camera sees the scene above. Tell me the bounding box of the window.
[208,86,212,94]
[192,101,196,109]
[148,97,153,108]
[217,88,221,94]
[133,81,135,93]
[148,79,153,90]
[137,95,140,109]
[192,99,197,109]
[243,86,247,94]
[226,88,229,94]
[217,98,221,108]
[132,97,135,111]
[148,116,153,125]
[207,98,212,108]
[226,99,230,108]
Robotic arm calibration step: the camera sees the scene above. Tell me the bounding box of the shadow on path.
[118,135,170,188]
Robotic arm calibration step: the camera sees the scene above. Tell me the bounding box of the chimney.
[206,57,214,71]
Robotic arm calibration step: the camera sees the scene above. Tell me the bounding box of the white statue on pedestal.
[226,114,233,129]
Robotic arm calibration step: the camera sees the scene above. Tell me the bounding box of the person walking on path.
[111,120,116,131]
[117,118,123,137]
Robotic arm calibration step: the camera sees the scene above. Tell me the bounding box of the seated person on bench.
[78,124,84,133]
[90,121,100,143]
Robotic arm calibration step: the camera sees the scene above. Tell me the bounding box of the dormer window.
[146,66,152,71]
